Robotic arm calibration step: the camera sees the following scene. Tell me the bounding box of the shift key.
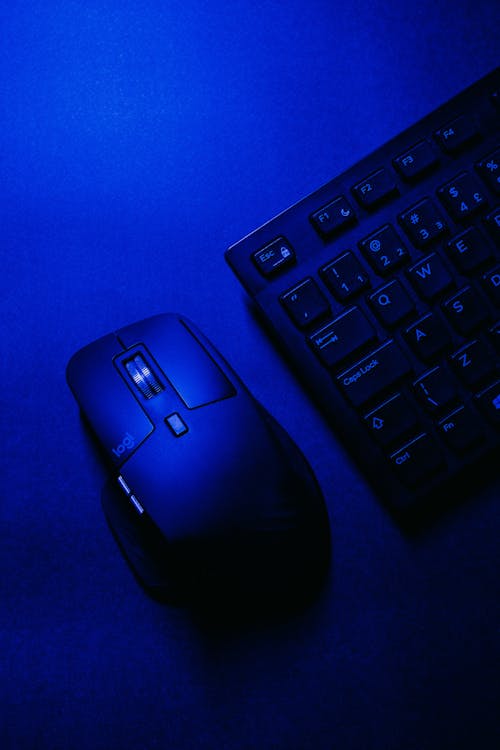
[337,339,411,407]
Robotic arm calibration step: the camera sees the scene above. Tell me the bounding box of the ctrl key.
[389,433,444,487]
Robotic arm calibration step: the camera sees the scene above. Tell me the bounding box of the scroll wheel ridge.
[125,354,164,399]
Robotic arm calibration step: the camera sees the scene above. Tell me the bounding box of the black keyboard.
[225,68,500,513]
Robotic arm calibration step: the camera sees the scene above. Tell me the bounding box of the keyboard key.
[435,115,479,154]
[413,366,459,414]
[438,405,484,453]
[225,68,500,511]
[450,339,497,387]
[446,228,494,273]
[405,312,451,361]
[393,140,439,181]
[336,340,411,407]
[359,224,409,275]
[320,251,370,301]
[309,307,376,369]
[399,199,447,248]
[253,237,296,277]
[437,172,488,221]
[484,206,500,243]
[476,149,500,195]
[489,321,500,350]
[389,433,444,487]
[352,168,398,209]
[407,253,454,300]
[368,280,415,328]
[475,380,500,426]
[310,196,356,238]
[364,393,419,446]
[482,265,500,305]
[280,278,330,329]
[442,285,489,335]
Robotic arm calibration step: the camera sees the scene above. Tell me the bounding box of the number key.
[476,149,500,195]
[320,251,370,301]
[359,224,409,275]
[437,172,487,221]
[399,199,447,248]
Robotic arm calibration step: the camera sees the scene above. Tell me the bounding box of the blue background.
[1,2,499,748]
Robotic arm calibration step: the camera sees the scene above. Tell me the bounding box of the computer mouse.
[66,313,330,605]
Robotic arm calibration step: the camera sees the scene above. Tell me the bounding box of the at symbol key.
[359,224,409,275]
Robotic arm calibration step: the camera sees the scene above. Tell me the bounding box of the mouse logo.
[112,432,135,458]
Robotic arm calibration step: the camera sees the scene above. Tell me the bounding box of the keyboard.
[225,68,500,513]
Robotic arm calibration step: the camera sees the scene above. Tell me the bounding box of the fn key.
[389,433,444,487]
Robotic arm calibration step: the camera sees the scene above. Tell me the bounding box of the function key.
[388,433,444,487]
[352,168,398,209]
[446,228,494,273]
[407,253,454,300]
[368,280,415,328]
[363,393,419,446]
[320,251,370,301]
[484,206,500,243]
[482,264,500,305]
[442,285,489,336]
[253,237,296,277]
[309,307,376,369]
[475,149,500,195]
[437,405,485,454]
[437,172,488,221]
[399,198,447,248]
[475,380,500,426]
[405,312,452,361]
[336,339,411,407]
[359,224,409,275]
[310,196,356,238]
[280,278,330,329]
[434,115,479,154]
[393,140,439,181]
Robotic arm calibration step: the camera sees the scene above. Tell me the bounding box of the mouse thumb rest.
[101,401,331,603]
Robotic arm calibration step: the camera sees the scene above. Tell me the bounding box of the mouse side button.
[66,333,154,467]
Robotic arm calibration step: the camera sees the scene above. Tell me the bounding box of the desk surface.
[1,2,499,749]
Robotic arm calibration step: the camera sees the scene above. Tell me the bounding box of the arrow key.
[363,392,419,446]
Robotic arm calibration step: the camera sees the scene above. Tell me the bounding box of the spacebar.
[336,340,411,407]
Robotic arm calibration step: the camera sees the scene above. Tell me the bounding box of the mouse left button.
[66,333,154,467]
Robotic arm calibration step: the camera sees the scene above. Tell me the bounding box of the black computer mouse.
[66,313,330,606]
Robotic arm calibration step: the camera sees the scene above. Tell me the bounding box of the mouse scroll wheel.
[124,354,164,399]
